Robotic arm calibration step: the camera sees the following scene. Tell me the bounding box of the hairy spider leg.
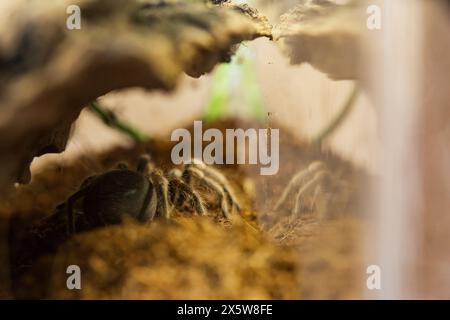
[273,170,312,212]
[168,168,184,207]
[185,162,241,213]
[183,166,233,218]
[273,161,326,212]
[138,182,158,222]
[150,170,170,219]
[168,176,206,216]
[292,170,331,216]
[198,163,242,212]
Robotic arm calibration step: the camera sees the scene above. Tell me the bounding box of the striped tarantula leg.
[292,168,333,216]
[274,161,326,213]
[202,165,241,212]
[273,167,311,212]
[170,178,207,216]
[185,162,241,213]
[168,169,184,208]
[203,176,231,218]
[138,183,158,222]
[183,166,232,218]
[150,170,170,220]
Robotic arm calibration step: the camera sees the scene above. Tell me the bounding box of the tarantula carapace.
[66,155,241,234]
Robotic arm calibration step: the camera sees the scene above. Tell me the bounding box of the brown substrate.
[2,117,368,299]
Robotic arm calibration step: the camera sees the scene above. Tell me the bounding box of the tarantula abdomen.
[65,155,241,235]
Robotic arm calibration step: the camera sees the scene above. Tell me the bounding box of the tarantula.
[66,155,241,234]
[273,161,351,219]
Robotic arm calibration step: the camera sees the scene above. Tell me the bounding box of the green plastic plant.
[203,44,266,123]
[89,100,149,143]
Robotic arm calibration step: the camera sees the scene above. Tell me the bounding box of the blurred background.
[1,0,450,299]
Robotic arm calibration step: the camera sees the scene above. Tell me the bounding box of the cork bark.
[0,0,271,189]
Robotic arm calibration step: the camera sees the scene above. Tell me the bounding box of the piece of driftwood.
[0,0,271,189]
[273,0,363,80]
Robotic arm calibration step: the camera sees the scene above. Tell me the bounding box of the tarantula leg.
[273,169,310,212]
[204,177,234,219]
[168,169,183,207]
[185,163,241,214]
[138,183,158,222]
[66,187,89,235]
[292,171,327,216]
[202,176,231,218]
[183,166,232,218]
[169,178,206,216]
[198,163,242,212]
[273,161,326,212]
[150,170,170,220]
